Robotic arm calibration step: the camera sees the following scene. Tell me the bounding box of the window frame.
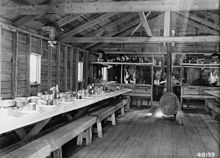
[30,53,41,85]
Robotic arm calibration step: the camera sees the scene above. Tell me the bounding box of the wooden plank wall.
[0,26,89,99]
[1,28,13,99]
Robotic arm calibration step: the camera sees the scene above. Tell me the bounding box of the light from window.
[78,62,83,82]
[102,67,108,81]
[30,53,41,84]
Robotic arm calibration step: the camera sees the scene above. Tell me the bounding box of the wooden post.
[0,25,2,99]
[38,38,42,92]
[84,52,88,88]
[56,43,61,86]
[47,46,52,90]
[164,11,172,92]
[151,63,153,105]
[26,34,31,97]
[64,46,68,91]
[12,31,18,98]
[75,49,79,90]
[166,43,172,92]
[70,47,73,90]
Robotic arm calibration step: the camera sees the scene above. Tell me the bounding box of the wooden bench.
[0,115,96,158]
[205,100,220,120]
[125,93,152,107]
[181,86,217,108]
[90,98,128,138]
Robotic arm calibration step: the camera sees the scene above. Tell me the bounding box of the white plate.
[19,109,39,114]
[38,104,56,108]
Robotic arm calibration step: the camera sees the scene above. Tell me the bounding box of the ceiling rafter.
[64,13,137,42]
[176,13,219,35]
[138,12,152,36]
[12,0,41,26]
[0,0,219,16]
[60,13,118,40]
[89,25,140,51]
[56,14,84,27]
[178,12,220,32]
[84,13,162,50]
[63,36,220,43]
[81,16,141,49]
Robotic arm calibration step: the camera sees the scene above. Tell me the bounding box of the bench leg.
[52,148,62,158]
[111,113,116,125]
[85,127,92,145]
[211,110,218,120]
[77,133,83,145]
[97,120,102,138]
[121,106,125,116]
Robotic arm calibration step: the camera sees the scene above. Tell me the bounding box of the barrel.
[159,92,180,115]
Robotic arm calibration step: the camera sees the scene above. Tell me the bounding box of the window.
[102,67,108,81]
[30,53,41,84]
[78,62,83,82]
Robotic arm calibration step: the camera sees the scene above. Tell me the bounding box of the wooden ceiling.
[0,0,219,51]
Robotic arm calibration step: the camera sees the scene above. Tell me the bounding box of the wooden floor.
[64,104,220,158]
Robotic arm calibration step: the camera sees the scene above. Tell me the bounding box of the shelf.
[181,63,220,68]
[91,62,153,66]
[154,65,181,68]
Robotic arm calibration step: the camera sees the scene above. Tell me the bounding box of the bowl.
[0,99,16,107]
[27,96,39,103]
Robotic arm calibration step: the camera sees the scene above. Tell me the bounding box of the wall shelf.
[181,63,220,68]
[91,62,153,66]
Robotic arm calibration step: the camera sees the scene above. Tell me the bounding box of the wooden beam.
[1,0,219,16]
[64,13,137,43]
[0,4,63,16]
[47,46,52,90]
[38,38,42,92]
[57,14,83,27]
[64,0,219,13]
[26,34,31,97]
[64,46,68,91]
[105,51,166,55]
[174,13,218,35]
[70,47,73,90]
[138,12,152,36]
[0,25,2,98]
[60,13,117,40]
[65,36,220,43]
[88,14,162,50]
[173,12,219,35]
[15,129,27,140]
[13,15,39,26]
[12,0,43,27]
[164,11,171,37]
[25,118,51,139]
[56,43,61,86]
[75,49,79,90]
[82,17,141,49]
[178,12,220,31]
[166,43,172,92]
[12,31,18,98]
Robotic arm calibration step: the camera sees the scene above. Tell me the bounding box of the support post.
[56,43,61,86]
[166,43,172,92]
[12,31,18,98]
[26,34,31,97]
[0,25,2,98]
[64,46,68,91]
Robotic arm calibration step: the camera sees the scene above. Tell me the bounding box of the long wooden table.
[0,89,131,136]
